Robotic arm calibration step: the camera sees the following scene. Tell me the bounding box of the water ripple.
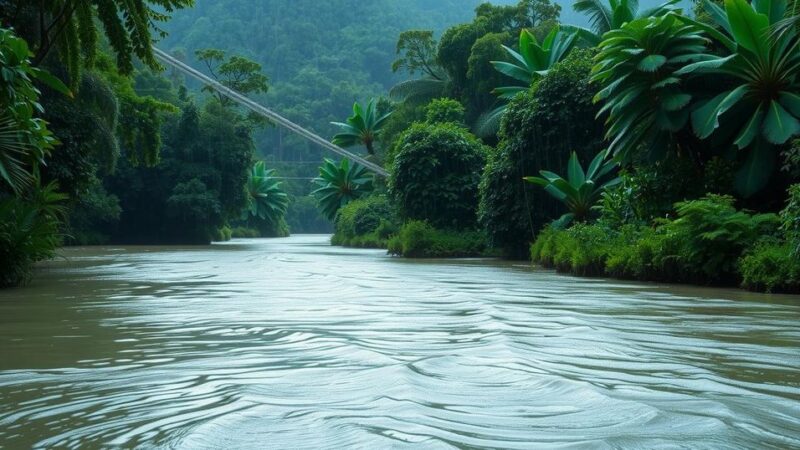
[0,236,798,449]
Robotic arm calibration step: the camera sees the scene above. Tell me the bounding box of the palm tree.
[569,0,680,45]
[475,27,577,136]
[242,161,289,226]
[491,26,579,100]
[331,99,392,156]
[525,151,620,224]
[677,0,800,195]
[312,158,374,220]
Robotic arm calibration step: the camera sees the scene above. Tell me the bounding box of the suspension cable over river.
[152,46,389,177]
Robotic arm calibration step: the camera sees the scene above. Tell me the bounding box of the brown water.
[0,235,799,449]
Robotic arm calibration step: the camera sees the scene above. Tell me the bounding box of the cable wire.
[152,47,388,177]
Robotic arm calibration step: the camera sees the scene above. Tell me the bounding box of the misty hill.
[160,0,690,168]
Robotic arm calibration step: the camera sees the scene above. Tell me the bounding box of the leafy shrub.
[478,49,605,258]
[333,195,396,248]
[231,226,261,238]
[65,177,121,245]
[0,182,66,287]
[657,195,780,284]
[531,223,631,277]
[388,221,490,258]
[212,226,233,242]
[390,122,487,229]
[532,195,781,287]
[739,242,800,293]
[166,178,223,244]
[424,98,465,125]
[604,226,678,281]
[620,158,704,222]
[376,219,399,240]
[781,140,800,179]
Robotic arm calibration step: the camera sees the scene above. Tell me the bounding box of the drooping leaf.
[763,99,800,144]
[735,139,775,197]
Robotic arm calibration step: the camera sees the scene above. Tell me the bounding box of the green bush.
[231,226,261,238]
[212,226,233,242]
[739,242,800,293]
[657,195,780,284]
[531,223,635,277]
[388,221,490,258]
[424,98,465,125]
[0,183,66,288]
[478,49,605,258]
[390,122,487,230]
[332,195,396,248]
[607,226,684,281]
[531,195,782,287]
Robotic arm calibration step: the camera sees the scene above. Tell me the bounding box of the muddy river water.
[1,235,798,448]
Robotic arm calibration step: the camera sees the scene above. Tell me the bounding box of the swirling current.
[0,235,798,449]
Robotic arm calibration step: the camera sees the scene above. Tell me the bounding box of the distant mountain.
[159,0,692,172]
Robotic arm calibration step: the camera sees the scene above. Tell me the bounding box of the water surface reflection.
[1,235,798,448]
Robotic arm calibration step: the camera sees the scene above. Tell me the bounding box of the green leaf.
[751,0,786,23]
[523,176,550,187]
[662,93,692,111]
[567,152,586,188]
[763,99,800,144]
[30,68,72,97]
[701,0,733,33]
[491,60,532,84]
[691,86,747,139]
[735,139,775,197]
[725,0,770,55]
[637,54,667,72]
[733,104,764,148]
[778,92,800,117]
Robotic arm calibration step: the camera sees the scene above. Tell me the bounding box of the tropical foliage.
[2,0,800,293]
[678,0,800,195]
[331,100,392,156]
[569,0,680,45]
[332,195,397,248]
[594,0,800,196]
[592,14,707,161]
[5,0,193,85]
[0,180,67,287]
[0,28,68,192]
[476,26,578,135]
[242,161,289,227]
[479,49,604,257]
[524,151,620,224]
[390,121,488,230]
[491,27,578,100]
[312,158,374,221]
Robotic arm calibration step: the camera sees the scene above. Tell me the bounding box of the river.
[0,235,798,449]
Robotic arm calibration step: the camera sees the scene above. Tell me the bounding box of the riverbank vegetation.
[2,0,799,293]
[320,0,800,292]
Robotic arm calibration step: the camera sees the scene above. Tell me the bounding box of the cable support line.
[152,47,388,177]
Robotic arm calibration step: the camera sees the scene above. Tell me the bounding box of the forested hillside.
[160,0,501,166]
[160,0,686,166]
